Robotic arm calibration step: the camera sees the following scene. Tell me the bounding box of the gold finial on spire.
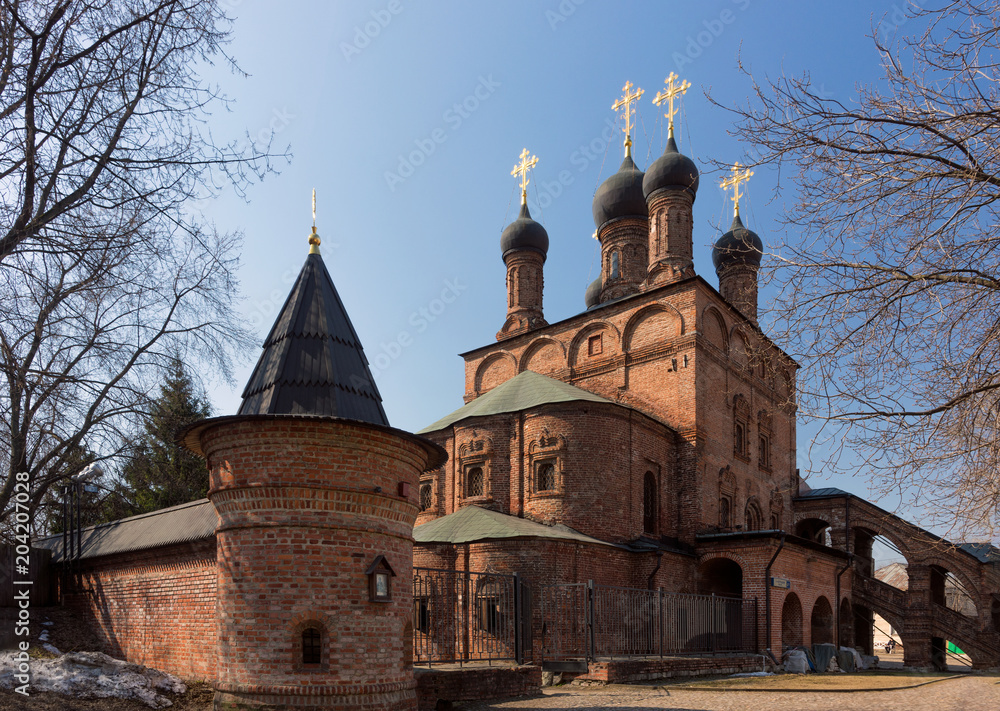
[652,72,691,139]
[720,162,754,217]
[511,148,538,205]
[612,80,644,158]
[308,188,321,254]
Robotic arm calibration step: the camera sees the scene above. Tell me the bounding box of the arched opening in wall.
[794,518,831,546]
[854,528,909,586]
[810,596,834,645]
[853,604,874,655]
[697,558,742,598]
[610,250,620,279]
[930,565,978,618]
[643,471,657,534]
[419,483,432,512]
[781,592,803,648]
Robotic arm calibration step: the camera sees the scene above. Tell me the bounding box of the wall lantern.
[365,555,396,603]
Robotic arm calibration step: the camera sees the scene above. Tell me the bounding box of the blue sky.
[195,0,924,541]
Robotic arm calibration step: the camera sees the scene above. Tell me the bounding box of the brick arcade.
[35,81,1000,709]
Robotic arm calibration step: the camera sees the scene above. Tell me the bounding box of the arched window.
[733,395,750,460]
[466,466,484,497]
[745,500,762,531]
[302,627,322,665]
[419,483,432,512]
[643,471,657,533]
[610,250,620,279]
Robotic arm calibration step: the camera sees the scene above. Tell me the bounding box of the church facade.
[412,82,848,659]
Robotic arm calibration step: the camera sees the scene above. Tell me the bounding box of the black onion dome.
[642,136,699,199]
[712,214,763,272]
[584,276,602,309]
[500,202,549,261]
[592,154,647,228]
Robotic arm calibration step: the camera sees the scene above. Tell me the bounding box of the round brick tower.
[181,224,446,710]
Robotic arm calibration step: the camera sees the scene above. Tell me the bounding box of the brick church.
[35,77,1000,709]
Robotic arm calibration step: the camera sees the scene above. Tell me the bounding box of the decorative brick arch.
[568,320,621,368]
[474,351,517,393]
[920,555,982,613]
[520,336,567,375]
[696,554,744,598]
[623,303,685,352]
[701,305,728,351]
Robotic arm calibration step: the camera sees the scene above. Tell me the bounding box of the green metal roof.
[417,370,615,434]
[413,504,621,548]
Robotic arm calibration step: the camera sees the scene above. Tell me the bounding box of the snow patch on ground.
[0,651,186,708]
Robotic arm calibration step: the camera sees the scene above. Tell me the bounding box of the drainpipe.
[647,550,663,590]
[835,496,852,647]
[765,532,786,657]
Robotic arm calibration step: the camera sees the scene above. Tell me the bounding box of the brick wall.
[415,665,541,710]
[69,538,217,680]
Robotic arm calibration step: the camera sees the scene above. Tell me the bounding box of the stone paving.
[464,675,1000,711]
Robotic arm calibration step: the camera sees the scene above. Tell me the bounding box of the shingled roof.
[238,251,388,424]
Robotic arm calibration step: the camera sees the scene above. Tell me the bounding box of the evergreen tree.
[110,360,212,519]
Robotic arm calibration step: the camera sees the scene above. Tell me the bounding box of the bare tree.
[0,0,278,537]
[713,0,1000,537]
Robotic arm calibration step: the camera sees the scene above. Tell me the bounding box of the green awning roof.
[417,370,615,434]
[414,504,621,548]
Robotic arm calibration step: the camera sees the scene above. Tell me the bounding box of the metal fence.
[412,567,529,666]
[542,581,758,662]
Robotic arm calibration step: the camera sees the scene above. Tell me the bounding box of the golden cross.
[720,162,754,217]
[652,72,691,137]
[612,81,643,156]
[511,148,538,205]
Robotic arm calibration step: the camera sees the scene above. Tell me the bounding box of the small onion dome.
[584,276,602,309]
[642,136,699,200]
[592,154,647,229]
[500,202,549,262]
[712,213,763,272]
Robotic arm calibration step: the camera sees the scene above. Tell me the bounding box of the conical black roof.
[238,251,388,425]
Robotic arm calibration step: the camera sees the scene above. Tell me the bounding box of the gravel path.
[464,675,1000,711]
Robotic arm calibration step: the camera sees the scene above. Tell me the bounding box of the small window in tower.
[610,250,620,279]
[302,627,322,665]
[419,483,432,512]
[536,461,556,492]
[466,466,484,497]
[588,334,603,356]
